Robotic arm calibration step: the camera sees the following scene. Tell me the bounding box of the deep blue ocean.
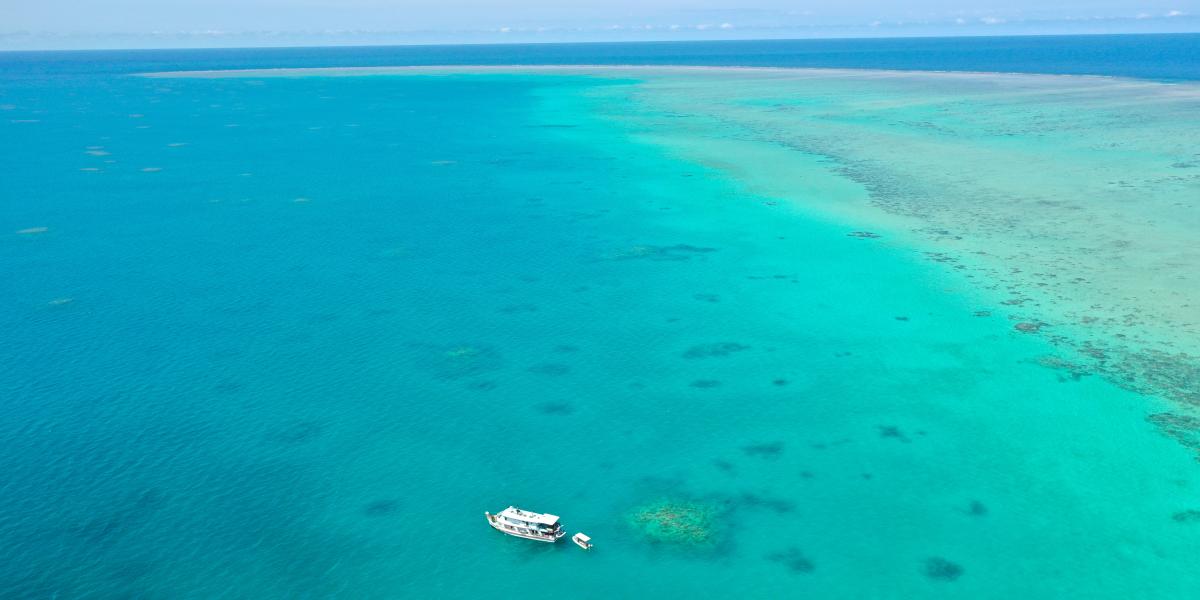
[3,34,1199,598]
[2,33,1199,80]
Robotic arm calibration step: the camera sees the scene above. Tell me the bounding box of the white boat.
[485,506,566,543]
[572,533,593,550]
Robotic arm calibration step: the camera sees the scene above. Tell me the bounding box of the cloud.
[1165,10,1186,17]
[980,16,1006,24]
[719,22,734,29]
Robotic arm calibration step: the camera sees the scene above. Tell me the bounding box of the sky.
[1,0,1198,49]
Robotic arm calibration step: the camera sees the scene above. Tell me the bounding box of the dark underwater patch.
[363,499,400,517]
[923,557,964,581]
[878,425,911,442]
[1172,509,1200,523]
[406,342,505,381]
[690,379,722,389]
[766,547,815,573]
[499,303,538,314]
[69,488,167,546]
[712,459,735,473]
[528,363,571,376]
[607,243,718,262]
[738,493,795,513]
[742,442,784,458]
[268,421,324,445]
[683,342,750,359]
[212,380,243,394]
[535,401,574,415]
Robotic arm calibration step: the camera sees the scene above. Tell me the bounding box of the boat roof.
[498,506,560,525]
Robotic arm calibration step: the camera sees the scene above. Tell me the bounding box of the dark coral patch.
[690,379,722,389]
[739,493,795,513]
[268,421,323,445]
[1172,510,1200,523]
[742,442,784,458]
[924,557,964,581]
[364,499,400,517]
[965,500,988,517]
[213,381,243,394]
[766,547,815,573]
[1147,413,1200,453]
[499,303,538,314]
[609,243,718,262]
[535,401,575,415]
[683,342,750,359]
[408,342,504,381]
[878,425,911,442]
[527,363,571,376]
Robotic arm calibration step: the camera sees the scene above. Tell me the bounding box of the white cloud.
[1165,10,1185,17]
[980,16,1006,24]
[719,22,734,29]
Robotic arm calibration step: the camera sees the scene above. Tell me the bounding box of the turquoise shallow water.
[3,54,1200,597]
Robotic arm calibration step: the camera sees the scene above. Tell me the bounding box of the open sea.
[2,34,1199,598]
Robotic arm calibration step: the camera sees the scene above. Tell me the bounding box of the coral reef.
[628,500,721,546]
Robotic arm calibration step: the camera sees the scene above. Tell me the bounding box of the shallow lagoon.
[3,62,1200,598]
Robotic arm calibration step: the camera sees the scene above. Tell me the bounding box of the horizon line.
[2,30,1198,54]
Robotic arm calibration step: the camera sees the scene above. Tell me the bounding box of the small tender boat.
[485,506,566,543]
[572,533,593,550]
